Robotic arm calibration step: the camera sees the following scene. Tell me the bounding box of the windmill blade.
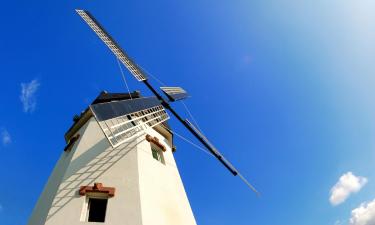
[185,119,259,195]
[76,9,147,81]
[91,97,169,147]
[185,119,237,175]
[76,9,259,195]
[160,87,189,102]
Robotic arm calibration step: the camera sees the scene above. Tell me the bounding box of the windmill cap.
[91,90,141,105]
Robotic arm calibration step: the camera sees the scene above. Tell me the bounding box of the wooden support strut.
[64,134,80,152]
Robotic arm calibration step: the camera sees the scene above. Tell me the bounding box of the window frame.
[80,194,109,223]
[150,144,165,165]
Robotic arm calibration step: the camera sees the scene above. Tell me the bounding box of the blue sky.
[1,1,375,224]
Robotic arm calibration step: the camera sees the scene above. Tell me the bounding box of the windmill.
[75,9,258,195]
[27,9,259,225]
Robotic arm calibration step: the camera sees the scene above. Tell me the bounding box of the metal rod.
[76,9,241,177]
[144,80,238,176]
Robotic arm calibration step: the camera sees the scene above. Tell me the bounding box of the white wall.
[137,128,197,225]
[27,120,92,225]
[28,117,196,225]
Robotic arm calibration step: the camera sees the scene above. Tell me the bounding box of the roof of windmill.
[91,90,142,105]
[64,90,171,143]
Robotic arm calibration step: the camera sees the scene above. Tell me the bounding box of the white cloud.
[20,79,40,113]
[330,172,368,206]
[1,128,11,146]
[350,198,375,225]
[334,220,344,225]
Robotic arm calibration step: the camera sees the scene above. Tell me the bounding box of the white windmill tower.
[28,9,258,225]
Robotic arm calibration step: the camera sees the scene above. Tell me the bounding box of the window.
[79,183,115,223]
[151,145,165,164]
[86,197,108,222]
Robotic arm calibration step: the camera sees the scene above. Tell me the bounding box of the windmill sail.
[160,87,189,102]
[76,9,259,194]
[76,9,147,81]
[91,97,169,147]
[184,119,238,175]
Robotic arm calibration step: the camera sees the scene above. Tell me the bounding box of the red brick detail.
[79,183,115,197]
[146,134,167,152]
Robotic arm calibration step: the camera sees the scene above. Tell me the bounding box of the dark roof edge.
[64,108,92,142]
[91,90,141,105]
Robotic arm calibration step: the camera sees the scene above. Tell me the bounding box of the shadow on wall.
[45,136,140,222]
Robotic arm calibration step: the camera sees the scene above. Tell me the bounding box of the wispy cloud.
[350,198,375,225]
[20,79,40,113]
[1,128,11,146]
[0,203,3,212]
[330,172,367,206]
